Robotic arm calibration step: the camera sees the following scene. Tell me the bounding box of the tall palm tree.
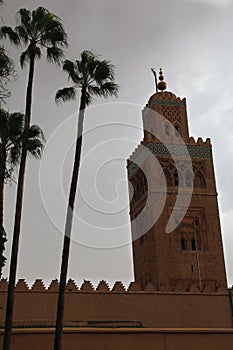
[54,50,119,350]
[1,7,67,350]
[0,109,45,278]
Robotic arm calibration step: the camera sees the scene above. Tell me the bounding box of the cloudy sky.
[1,0,233,288]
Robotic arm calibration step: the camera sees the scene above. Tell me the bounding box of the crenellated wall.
[0,279,232,329]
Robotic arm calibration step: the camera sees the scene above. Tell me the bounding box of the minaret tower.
[127,69,227,291]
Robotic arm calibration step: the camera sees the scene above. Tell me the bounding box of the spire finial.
[157,68,167,91]
[151,68,158,92]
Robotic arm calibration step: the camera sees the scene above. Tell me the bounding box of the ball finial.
[157,68,167,91]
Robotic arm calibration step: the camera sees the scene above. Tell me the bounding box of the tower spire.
[157,68,167,91]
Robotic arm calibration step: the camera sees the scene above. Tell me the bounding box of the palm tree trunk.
[54,91,86,350]
[3,52,35,350]
[0,146,7,278]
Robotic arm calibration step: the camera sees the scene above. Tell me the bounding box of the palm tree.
[0,110,24,277]
[54,50,119,350]
[0,110,44,278]
[1,7,67,350]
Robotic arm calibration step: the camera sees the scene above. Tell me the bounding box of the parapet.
[189,137,211,146]
[0,279,228,295]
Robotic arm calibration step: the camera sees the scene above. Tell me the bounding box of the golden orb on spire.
[157,68,167,91]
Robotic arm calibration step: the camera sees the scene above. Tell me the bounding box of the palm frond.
[16,8,31,27]
[77,51,95,78]
[6,113,25,138]
[87,60,99,78]
[9,144,21,167]
[89,81,119,99]
[44,23,67,45]
[0,26,20,45]
[31,7,48,32]
[0,48,15,104]
[99,81,119,98]
[80,50,95,65]
[23,124,45,159]
[55,87,76,104]
[25,139,44,158]
[35,47,41,60]
[36,8,62,34]
[14,25,28,43]
[94,60,115,83]
[63,60,81,83]
[20,49,30,68]
[0,110,25,181]
[27,124,45,142]
[47,46,64,65]
[0,47,15,80]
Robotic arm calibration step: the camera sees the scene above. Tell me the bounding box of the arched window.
[174,170,179,186]
[186,172,193,187]
[194,172,206,188]
[165,123,170,136]
[174,124,180,137]
[181,238,186,250]
[138,177,143,196]
[191,239,196,251]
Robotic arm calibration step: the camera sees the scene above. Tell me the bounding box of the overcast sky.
[1,0,233,288]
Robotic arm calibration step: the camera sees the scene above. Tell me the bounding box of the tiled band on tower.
[127,70,227,291]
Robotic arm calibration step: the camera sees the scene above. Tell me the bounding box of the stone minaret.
[127,69,227,291]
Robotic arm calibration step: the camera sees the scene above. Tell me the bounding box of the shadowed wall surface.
[1,328,233,350]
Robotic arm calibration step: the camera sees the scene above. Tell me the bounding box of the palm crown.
[0,7,68,67]
[0,109,44,182]
[55,50,119,106]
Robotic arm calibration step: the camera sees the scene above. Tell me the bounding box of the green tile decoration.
[148,99,186,108]
[128,142,212,177]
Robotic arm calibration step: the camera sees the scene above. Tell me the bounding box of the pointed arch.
[174,123,181,137]
[181,238,186,250]
[194,171,206,188]
[174,170,180,186]
[165,123,170,136]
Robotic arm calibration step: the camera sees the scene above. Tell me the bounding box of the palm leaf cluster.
[0,110,44,181]
[56,50,118,106]
[0,110,24,181]
[0,109,44,280]
[1,7,68,68]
